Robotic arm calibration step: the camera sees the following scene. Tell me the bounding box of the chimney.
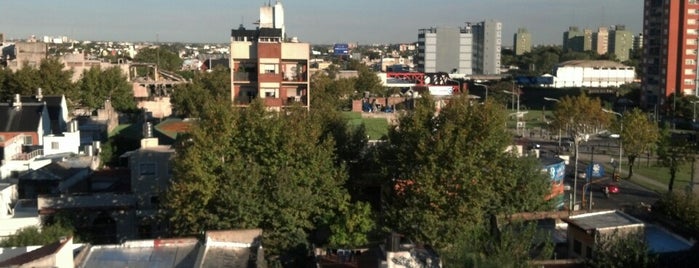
[12,94,21,110]
[140,122,159,148]
[36,87,43,101]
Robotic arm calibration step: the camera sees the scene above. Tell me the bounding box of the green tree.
[615,109,660,178]
[75,66,135,112]
[354,65,383,97]
[587,230,658,268]
[6,64,41,95]
[328,201,375,248]
[134,46,183,72]
[164,100,349,264]
[0,223,74,247]
[657,124,694,192]
[382,95,552,253]
[37,58,75,96]
[550,93,611,204]
[170,66,230,118]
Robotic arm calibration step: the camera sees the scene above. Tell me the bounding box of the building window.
[573,240,582,255]
[687,59,696,65]
[140,163,156,176]
[51,142,59,150]
[685,79,695,85]
[686,69,696,75]
[23,135,32,145]
[688,38,697,45]
[261,63,278,74]
[586,246,593,258]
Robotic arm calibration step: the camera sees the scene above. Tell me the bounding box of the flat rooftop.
[565,210,644,231]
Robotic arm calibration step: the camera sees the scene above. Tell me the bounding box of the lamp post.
[474,83,488,101]
[544,97,562,149]
[603,109,623,175]
[504,89,521,134]
[692,100,699,123]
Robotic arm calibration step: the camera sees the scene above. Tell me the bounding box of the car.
[602,183,620,194]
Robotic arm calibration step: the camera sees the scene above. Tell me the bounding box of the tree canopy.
[381,95,552,255]
[133,46,183,72]
[75,66,136,112]
[615,108,660,178]
[164,100,353,263]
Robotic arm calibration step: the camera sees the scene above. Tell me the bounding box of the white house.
[551,60,635,88]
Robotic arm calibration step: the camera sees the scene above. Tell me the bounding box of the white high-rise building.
[416,26,473,75]
[472,19,502,75]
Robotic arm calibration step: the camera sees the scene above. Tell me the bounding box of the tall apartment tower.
[609,25,634,61]
[643,0,699,104]
[472,19,502,75]
[592,27,609,55]
[259,1,285,39]
[230,1,310,110]
[563,26,593,52]
[514,28,532,56]
[416,26,473,74]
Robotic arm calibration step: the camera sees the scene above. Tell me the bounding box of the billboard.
[333,43,349,56]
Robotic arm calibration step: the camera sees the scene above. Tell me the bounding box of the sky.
[0,0,642,46]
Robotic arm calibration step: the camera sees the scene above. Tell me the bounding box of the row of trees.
[502,45,642,76]
[0,58,135,112]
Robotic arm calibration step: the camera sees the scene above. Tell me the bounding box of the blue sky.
[0,0,642,46]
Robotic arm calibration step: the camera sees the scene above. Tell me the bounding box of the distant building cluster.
[416,20,502,75]
[562,25,637,61]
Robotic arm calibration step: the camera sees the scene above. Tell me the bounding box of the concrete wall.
[43,131,80,156]
[281,43,309,59]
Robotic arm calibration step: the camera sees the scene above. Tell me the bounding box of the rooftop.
[80,238,200,268]
[557,60,631,68]
[565,210,644,232]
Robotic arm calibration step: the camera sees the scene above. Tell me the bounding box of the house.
[20,89,70,135]
[0,95,52,180]
[563,210,694,259]
[0,237,75,268]
[17,157,94,199]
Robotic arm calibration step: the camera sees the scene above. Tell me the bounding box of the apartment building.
[609,25,634,61]
[229,1,309,110]
[416,26,473,74]
[592,27,609,55]
[642,0,699,105]
[472,19,502,75]
[514,28,532,56]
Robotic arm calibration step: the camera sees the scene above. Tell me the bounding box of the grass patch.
[348,117,389,140]
[507,109,553,130]
[631,163,693,187]
[343,111,390,140]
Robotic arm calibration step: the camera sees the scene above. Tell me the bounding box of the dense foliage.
[0,223,74,248]
[170,66,230,118]
[164,100,355,264]
[381,95,553,259]
[615,108,660,178]
[75,66,136,112]
[133,46,183,72]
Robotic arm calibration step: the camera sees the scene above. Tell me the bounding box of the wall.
[42,131,80,156]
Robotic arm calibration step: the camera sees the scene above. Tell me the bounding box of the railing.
[233,72,256,81]
[12,149,43,161]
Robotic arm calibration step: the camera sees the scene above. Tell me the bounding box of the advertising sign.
[333,43,349,56]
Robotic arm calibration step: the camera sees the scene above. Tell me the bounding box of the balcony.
[282,72,308,82]
[12,149,43,161]
[233,72,257,82]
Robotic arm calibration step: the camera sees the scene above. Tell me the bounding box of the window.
[687,59,696,65]
[685,79,695,85]
[685,69,696,75]
[573,240,582,255]
[23,135,32,145]
[260,63,278,74]
[688,38,697,45]
[140,163,156,176]
[51,142,59,150]
[586,246,593,258]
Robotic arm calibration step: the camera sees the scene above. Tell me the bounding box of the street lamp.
[692,100,699,123]
[474,83,488,101]
[503,89,521,135]
[603,109,624,176]
[544,97,562,149]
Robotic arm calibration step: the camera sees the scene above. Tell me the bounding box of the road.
[521,133,660,212]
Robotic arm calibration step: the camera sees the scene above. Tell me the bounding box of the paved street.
[522,132,662,212]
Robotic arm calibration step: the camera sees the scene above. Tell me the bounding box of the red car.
[603,183,620,194]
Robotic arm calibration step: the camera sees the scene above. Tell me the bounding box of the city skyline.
[0,0,642,46]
